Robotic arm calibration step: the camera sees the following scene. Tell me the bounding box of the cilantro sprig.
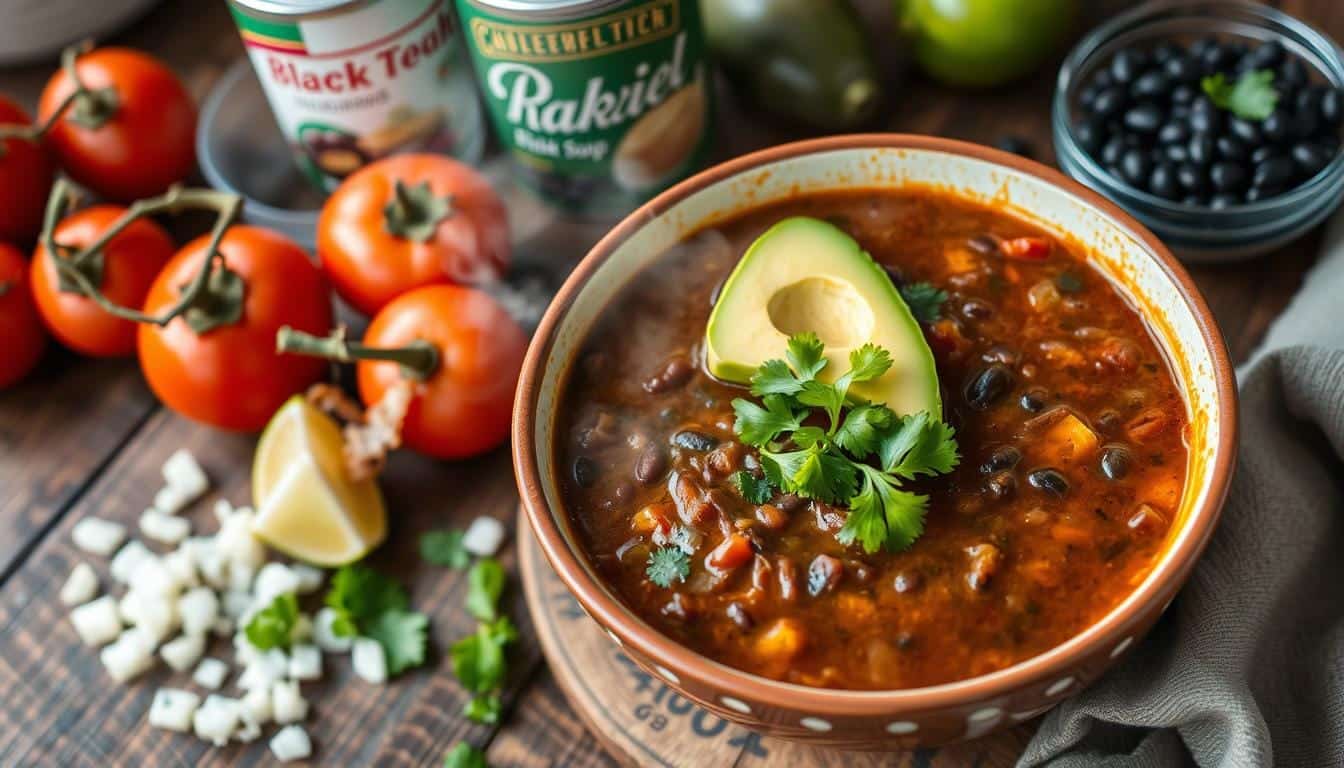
[244,593,301,650]
[324,564,429,677]
[731,333,959,553]
[1202,70,1278,120]
[646,546,690,588]
[899,282,948,323]
[420,529,471,569]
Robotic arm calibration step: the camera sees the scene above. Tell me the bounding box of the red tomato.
[0,242,46,388]
[30,205,174,357]
[318,154,509,316]
[356,285,526,459]
[138,226,332,432]
[0,97,55,245]
[999,236,1051,261]
[39,47,196,203]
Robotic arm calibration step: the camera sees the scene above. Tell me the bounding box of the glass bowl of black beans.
[1053,0,1344,261]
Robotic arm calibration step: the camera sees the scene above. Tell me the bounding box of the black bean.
[1293,106,1320,140]
[1262,110,1292,143]
[1209,193,1239,209]
[1101,136,1125,165]
[573,456,598,488]
[1158,122,1188,145]
[1092,87,1127,119]
[1250,145,1277,165]
[964,364,1014,411]
[1253,156,1294,189]
[979,445,1022,474]
[1089,69,1113,89]
[1123,104,1164,133]
[1244,186,1279,203]
[1176,163,1207,194]
[1110,49,1146,84]
[1170,83,1197,105]
[1170,103,1191,120]
[1280,57,1308,90]
[1149,162,1178,199]
[643,355,694,393]
[1164,143,1189,163]
[1080,84,1099,108]
[634,444,668,485]
[1099,444,1133,480]
[1292,142,1331,177]
[1020,387,1048,413]
[1296,87,1321,119]
[672,430,718,452]
[966,233,999,254]
[1152,42,1180,63]
[1121,147,1151,185]
[892,571,921,594]
[1188,107,1219,135]
[1181,194,1207,206]
[961,299,994,319]
[985,472,1017,500]
[1188,132,1215,165]
[806,554,843,597]
[1131,71,1170,100]
[1075,119,1105,155]
[1210,161,1248,192]
[1249,40,1284,69]
[1322,88,1343,126]
[1201,44,1232,73]
[994,135,1033,157]
[1190,37,1216,58]
[1164,56,1198,84]
[1229,118,1262,145]
[1216,135,1246,160]
[1027,468,1070,496]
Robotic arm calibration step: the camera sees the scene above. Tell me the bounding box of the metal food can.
[455,0,713,217]
[227,0,485,191]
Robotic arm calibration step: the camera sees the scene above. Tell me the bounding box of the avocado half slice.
[705,217,941,417]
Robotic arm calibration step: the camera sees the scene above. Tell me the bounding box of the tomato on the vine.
[30,205,174,357]
[0,97,55,245]
[138,226,332,432]
[39,47,196,203]
[0,242,46,388]
[317,154,510,316]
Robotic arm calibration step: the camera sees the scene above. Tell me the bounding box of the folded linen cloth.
[1020,217,1344,768]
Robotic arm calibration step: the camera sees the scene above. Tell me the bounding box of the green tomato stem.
[276,326,440,381]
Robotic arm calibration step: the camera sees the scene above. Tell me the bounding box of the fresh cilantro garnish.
[450,616,517,722]
[900,282,948,323]
[731,334,960,553]
[466,558,506,622]
[420,529,470,569]
[1202,70,1278,120]
[646,546,691,588]
[731,470,773,504]
[444,742,489,768]
[463,693,503,724]
[244,593,300,650]
[323,564,429,677]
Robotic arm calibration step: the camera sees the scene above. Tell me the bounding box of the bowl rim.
[512,133,1239,716]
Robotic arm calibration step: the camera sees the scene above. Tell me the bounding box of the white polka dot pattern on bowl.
[1046,676,1075,697]
[885,721,919,735]
[720,696,751,714]
[653,665,679,684]
[965,707,1004,739]
[1111,636,1134,658]
[799,717,832,732]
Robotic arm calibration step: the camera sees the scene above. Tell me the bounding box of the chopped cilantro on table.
[444,742,489,768]
[731,332,960,553]
[322,564,428,677]
[450,616,517,722]
[899,282,948,323]
[420,529,471,569]
[1202,70,1278,120]
[646,546,691,588]
[466,558,506,622]
[244,593,300,650]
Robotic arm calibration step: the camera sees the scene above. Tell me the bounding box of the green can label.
[457,0,713,216]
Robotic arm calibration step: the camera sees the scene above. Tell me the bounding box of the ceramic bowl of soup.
[513,135,1237,748]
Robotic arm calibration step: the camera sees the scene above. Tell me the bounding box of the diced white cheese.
[161,449,209,500]
[463,515,506,557]
[216,506,265,572]
[177,587,220,637]
[140,510,190,545]
[71,517,127,557]
[161,548,199,590]
[193,695,241,747]
[148,688,200,732]
[352,638,387,684]
[234,714,262,743]
[211,616,234,637]
[100,628,156,683]
[119,590,178,646]
[287,644,322,681]
[261,648,289,679]
[70,595,123,646]
[221,589,254,621]
[241,685,272,725]
[193,657,229,690]
[233,631,261,666]
[228,560,258,594]
[290,564,324,594]
[269,724,312,762]
[253,562,300,606]
[313,607,352,653]
[271,680,308,724]
[160,633,205,672]
[237,658,280,692]
[152,485,191,517]
[59,562,99,607]
[109,540,154,584]
[129,556,179,596]
[212,499,235,525]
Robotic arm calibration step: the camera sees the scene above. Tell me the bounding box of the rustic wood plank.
[486,669,623,768]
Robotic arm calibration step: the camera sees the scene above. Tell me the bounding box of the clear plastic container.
[1052,0,1344,262]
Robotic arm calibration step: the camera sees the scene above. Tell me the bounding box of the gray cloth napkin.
[1019,217,1344,768]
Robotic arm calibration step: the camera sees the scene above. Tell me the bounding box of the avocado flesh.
[705,217,941,418]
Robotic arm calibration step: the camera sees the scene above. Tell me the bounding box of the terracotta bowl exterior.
[512,135,1238,749]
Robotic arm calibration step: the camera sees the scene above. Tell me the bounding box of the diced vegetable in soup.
[555,189,1189,690]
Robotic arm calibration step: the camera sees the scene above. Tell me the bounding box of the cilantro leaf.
[786,332,827,381]
[420,529,470,569]
[847,344,893,383]
[466,558,506,622]
[1202,70,1278,120]
[367,609,429,675]
[244,593,299,650]
[790,425,827,448]
[450,618,513,694]
[764,445,856,504]
[731,471,773,504]
[646,546,690,588]
[749,358,804,397]
[834,404,895,456]
[899,282,948,323]
[325,564,410,638]
[732,394,801,446]
[879,411,960,479]
[445,743,489,768]
[797,379,846,431]
[838,465,930,553]
[464,693,503,724]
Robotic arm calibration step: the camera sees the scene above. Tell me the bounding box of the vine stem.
[276,326,441,380]
[0,42,105,155]
[40,177,244,326]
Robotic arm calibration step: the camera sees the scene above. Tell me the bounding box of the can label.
[456,0,713,216]
[230,0,484,191]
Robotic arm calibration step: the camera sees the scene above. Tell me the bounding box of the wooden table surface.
[0,1,1337,765]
